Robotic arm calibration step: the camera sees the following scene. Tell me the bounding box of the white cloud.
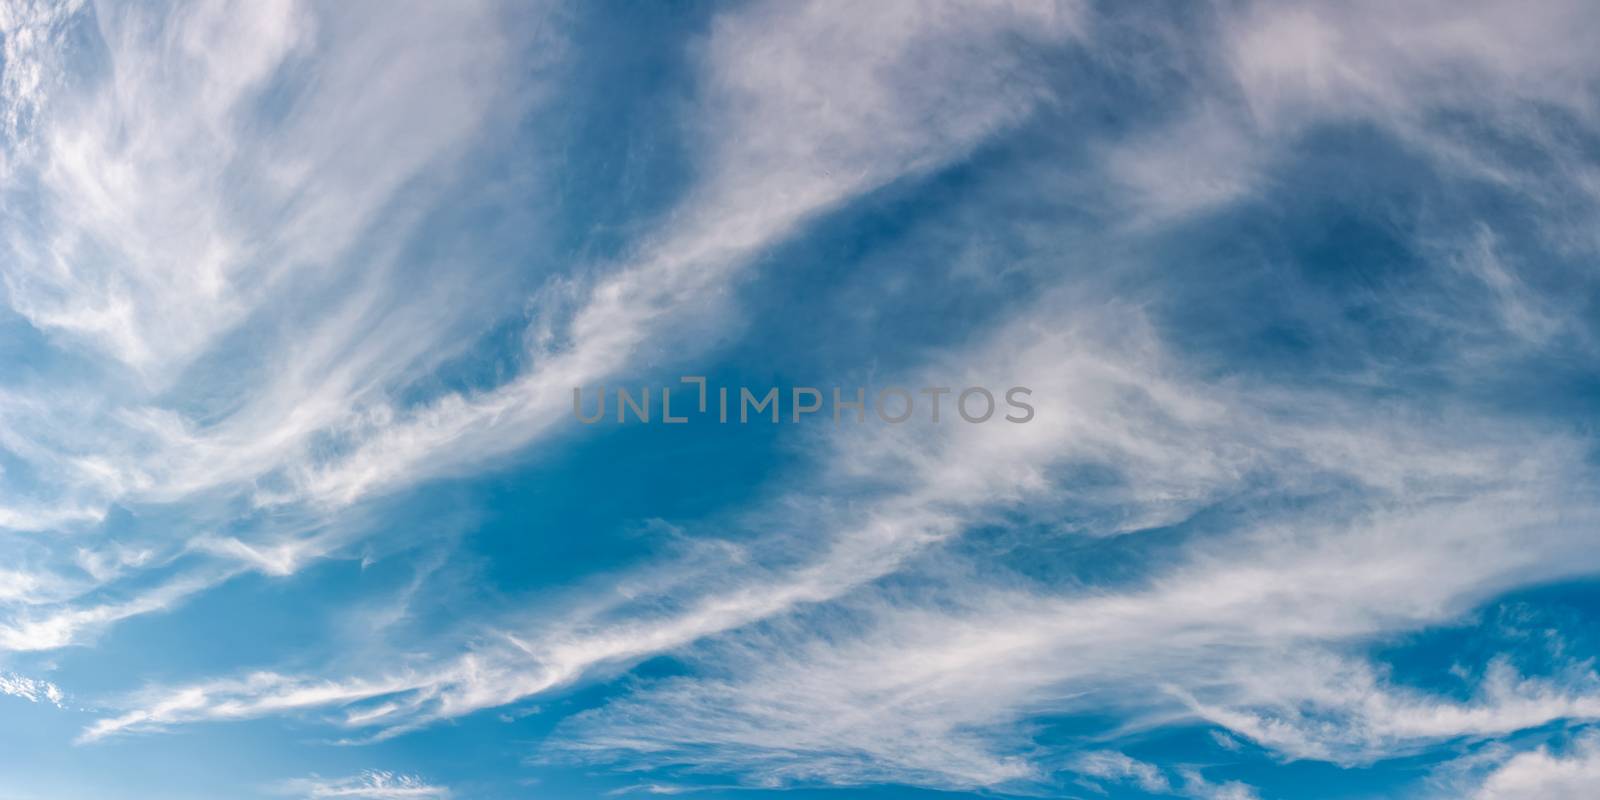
[0,566,236,652]
[1,0,1085,657]
[1179,771,1261,800]
[75,284,1600,795]
[552,488,1600,786]
[287,0,1087,508]
[0,566,53,604]
[0,0,541,510]
[7,4,1600,797]
[278,770,450,800]
[4,0,309,375]
[1073,752,1260,800]
[1103,103,1264,224]
[532,287,1599,787]
[1074,751,1172,793]
[0,671,64,706]
[1098,0,1600,238]
[0,0,551,650]
[1224,0,1600,132]
[1468,732,1600,800]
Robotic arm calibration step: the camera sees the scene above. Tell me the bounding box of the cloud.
[1098,0,1600,236]
[0,0,551,651]
[1073,752,1259,800]
[277,770,450,800]
[0,671,64,706]
[1104,103,1264,224]
[1224,0,1600,130]
[0,0,539,495]
[1,0,1085,658]
[1462,732,1600,800]
[0,566,55,604]
[77,279,1599,797]
[3,0,309,375]
[536,286,1600,787]
[1,566,238,652]
[2,0,526,382]
[75,295,1250,744]
[286,0,1087,507]
[1073,751,1172,793]
[7,3,1600,797]
[551,488,1600,786]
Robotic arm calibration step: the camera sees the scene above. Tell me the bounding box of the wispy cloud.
[1074,751,1259,800]
[75,282,1600,790]
[1,565,238,652]
[1098,0,1600,240]
[2,0,1083,658]
[4,1,1600,797]
[1439,730,1600,800]
[535,281,1598,787]
[0,0,551,649]
[277,770,450,800]
[551,470,1598,788]
[0,671,63,706]
[286,0,1086,508]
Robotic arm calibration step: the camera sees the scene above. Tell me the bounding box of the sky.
[1,1,1599,798]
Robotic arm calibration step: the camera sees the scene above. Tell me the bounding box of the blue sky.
[2,1,1599,798]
